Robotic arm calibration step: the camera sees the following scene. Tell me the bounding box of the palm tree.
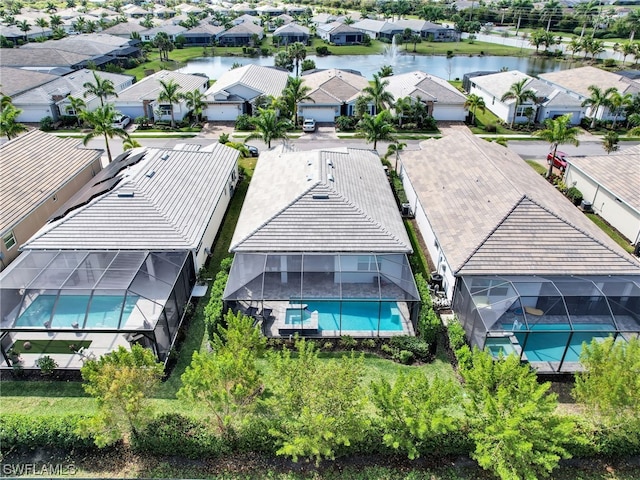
[512,0,533,37]
[619,41,637,66]
[464,93,486,126]
[35,17,49,38]
[83,71,118,106]
[394,96,413,127]
[357,111,396,150]
[541,0,561,32]
[181,89,205,123]
[581,85,617,129]
[157,79,182,128]
[363,74,394,115]
[568,38,582,59]
[49,14,62,29]
[46,1,57,13]
[1,103,27,140]
[608,91,632,129]
[246,108,290,148]
[378,65,394,77]
[574,0,597,40]
[533,114,580,178]
[122,138,142,151]
[385,140,406,171]
[501,78,537,128]
[626,9,640,42]
[66,95,86,126]
[602,131,619,154]
[282,76,313,128]
[17,20,31,41]
[80,104,130,164]
[288,42,307,77]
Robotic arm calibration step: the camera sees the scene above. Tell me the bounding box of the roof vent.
[161,153,170,160]
[312,194,329,199]
[327,174,334,182]
[145,170,155,178]
[327,159,333,168]
[306,174,313,181]
[117,190,135,198]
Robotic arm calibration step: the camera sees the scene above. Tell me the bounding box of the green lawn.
[586,213,634,254]
[11,339,92,354]
[526,160,548,175]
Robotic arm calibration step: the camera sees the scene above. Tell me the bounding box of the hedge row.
[203,257,233,341]
[415,273,442,346]
[4,412,639,460]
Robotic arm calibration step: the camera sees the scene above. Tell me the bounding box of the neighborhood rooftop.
[385,71,467,103]
[114,70,207,102]
[539,65,640,97]
[301,68,369,103]
[230,146,412,253]
[400,129,640,276]
[205,64,289,100]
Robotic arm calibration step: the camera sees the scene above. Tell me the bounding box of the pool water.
[16,295,138,329]
[286,301,403,332]
[485,337,518,357]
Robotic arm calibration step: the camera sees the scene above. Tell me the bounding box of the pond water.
[179,53,574,80]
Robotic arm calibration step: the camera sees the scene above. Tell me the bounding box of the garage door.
[205,104,240,121]
[301,107,336,123]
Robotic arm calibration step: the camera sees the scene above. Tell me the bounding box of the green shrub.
[389,336,430,361]
[335,115,356,131]
[339,335,357,349]
[0,414,94,451]
[484,122,498,133]
[361,338,377,349]
[447,317,467,352]
[203,259,232,341]
[39,116,54,131]
[235,114,253,131]
[315,45,330,55]
[566,186,583,205]
[35,355,57,376]
[381,343,395,356]
[322,341,335,350]
[397,349,414,365]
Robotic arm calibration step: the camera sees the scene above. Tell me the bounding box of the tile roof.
[351,19,392,33]
[205,64,289,99]
[21,34,136,56]
[0,49,92,69]
[101,22,148,35]
[0,67,59,97]
[273,23,310,35]
[301,69,369,104]
[568,151,640,212]
[469,70,532,104]
[399,128,640,275]
[0,130,103,233]
[114,70,207,102]
[22,143,239,251]
[385,71,466,105]
[219,22,262,36]
[230,146,412,253]
[539,66,640,97]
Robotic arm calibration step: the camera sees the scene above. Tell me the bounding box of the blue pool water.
[285,301,403,332]
[16,295,138,329]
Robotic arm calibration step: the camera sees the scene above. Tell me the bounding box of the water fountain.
[383,35,400,63]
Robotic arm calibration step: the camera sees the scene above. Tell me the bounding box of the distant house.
[111,70,208,122]
[141,24,187,42]
[317,22,363,45]
[384,71,468,121]
[539,66,640,123]
[182,23,225,45]
[0,143,239,370]
[564,146,640,247]
[11,69,133,123]
[351,19,396,40]
[311,13,336,25]
[224,145,419,338]
[102,21,149,39]
[399,129,640,373]
[300,69,371,122]
[1,24,52,44]
[393,19,459,41]
[204,64,289,121]
[0,67,59,98]
[231,3,257,16]
[232,13,261,26]
[0,130,103,270]
[217,22,263,46]
[273,23,310,45]
[256,4,285,17]
[122,4,150,18]
[0,48,92,76]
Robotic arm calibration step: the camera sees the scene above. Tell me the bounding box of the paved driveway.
[296,126,338,141]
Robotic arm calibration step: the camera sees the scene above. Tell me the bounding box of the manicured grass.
[470,107,520,135]
[526,159,548,175]
[11,339,92,355]
[405,220,430,278]
[586,213,634,254]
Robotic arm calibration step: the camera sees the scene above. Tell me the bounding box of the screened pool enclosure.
[0,249,195,368]
[223,253,420,337]
[453,275,640,372]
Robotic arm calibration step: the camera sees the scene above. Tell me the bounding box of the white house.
[204,64,289,121]
[384,71,468,121]
[111,70,209,123]
[564,146,640,247]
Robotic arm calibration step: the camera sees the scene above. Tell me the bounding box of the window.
[159,105,172,115]
[357,256,381,271]
[3,231,16,250]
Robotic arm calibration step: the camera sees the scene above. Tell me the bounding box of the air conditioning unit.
[580,200,593,212]
[401,203,411,216]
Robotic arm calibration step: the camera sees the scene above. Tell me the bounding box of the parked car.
[246,145,259,157]
[302,118,316,132]
[547,150,568,171]
[112,115,131,129]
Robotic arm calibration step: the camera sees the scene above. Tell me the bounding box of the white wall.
[565,165,640,245]
[112,101,145,120]
[433,104,467,121]
[299,105,336,122]
[538,106,582,125]
[205,103,242,121]
[469,84,513,124]
[15,104,55,123]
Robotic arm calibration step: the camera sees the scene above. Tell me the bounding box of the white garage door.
[301,107,336,123]
[205,104,241,121]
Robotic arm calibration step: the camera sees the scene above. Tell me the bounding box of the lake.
[179,53,573,80]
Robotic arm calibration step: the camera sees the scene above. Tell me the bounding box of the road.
[83,132,639,168]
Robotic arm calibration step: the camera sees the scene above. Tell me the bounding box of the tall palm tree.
[357,111,396,150]
[35,17,49,38]
[385,140,406,171]
[541,0,561,32]
[1,103,27,140]
[394,96,412,127]
[619,41,637,66]
[80,104,130,164]
[67,95,86,126]
[608,91,632,129]
[288,42,307,77]
[157,79,182,128]
[246,108,290,148]
[574,0,598,40]
[282,76,313,127]
[581,85,617,129]
[181,89,205,123]
[363,74,394,115]
[602,131,619,154]
[626,9,640,42]
[83,71,118,106]
[464,93,486,126]
[378,65,394,77]
[533,114,580,178]
[568,37,582,59]
[49,14,62,29]
[500,78,537,128]
[17,20,31,41]
[511,0,533,37]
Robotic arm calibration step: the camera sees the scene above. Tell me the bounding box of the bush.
[484,122,498,133]
[339,335,357,349]
[566,186,583,205]
[0,414,94,451]
[389,336,430,361]
[36,355,58,376]
[322,341,335,350]
[335,115,356,131]
[39,116,55,131]
[235,114,253,131]
[398,350,414,365]
[315,45,330,56]
[203,258,233,341]
[361,338,377,349]
[447,317,467,352]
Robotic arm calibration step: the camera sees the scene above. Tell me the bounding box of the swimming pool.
[285,301,403,332]
[16,294,138,329]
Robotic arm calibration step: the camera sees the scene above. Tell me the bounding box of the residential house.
[564,146,640,247]
[224,145,419,338]
[1,24,52,44]
[217,21,263,46]
[317,22,363,45]
[311,13,336,25]
[176,3,204,15]
[111,70,209,123]
[141,24,187,42]
[232,14,262,26]
[230,3,257,16]
[0,143,239,369]
[182,23,225,45]
[122,4,151,18]
[399,129,640,373]
[539,66,640,123]
[101,21,149,39]
[0,130,103,270]
[204,64,289,120]
[351,19,396,40]
[394,19,459,41]
[0,67,59,98]
[273,23,310,45]
[300,69,371,122]
[256,4,285,17]
[384,71,468,121]
[11,69,133,123]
